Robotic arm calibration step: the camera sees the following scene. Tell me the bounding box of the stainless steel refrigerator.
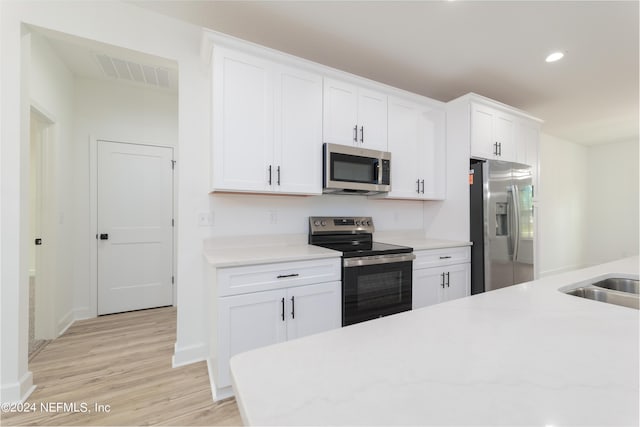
[469,159,534,294]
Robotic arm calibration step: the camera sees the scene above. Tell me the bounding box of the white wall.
[72,78,178,318]
[586,139,639,265]
[206,193,425,236]
[29,31,76,338]
[1,1,207,401]
[538,133,589,276]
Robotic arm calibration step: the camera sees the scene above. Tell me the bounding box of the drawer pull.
[277,273,300,279]
[439,256,452,259]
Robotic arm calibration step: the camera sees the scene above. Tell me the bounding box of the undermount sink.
[590,278,639,294]
[563,278,639,310]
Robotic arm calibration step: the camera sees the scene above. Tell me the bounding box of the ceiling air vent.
[95,53,170,89]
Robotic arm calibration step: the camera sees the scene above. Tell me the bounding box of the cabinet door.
[514,120,539,168]
[443,263,470,302]
[386,97,422,199]
[286,281,341,340]
[470,103,496,160]
[274,66,323,195]
[418,106,446,199]
[212,47,274,192]
[217,290,287,387]
[412,267,445,310]
[357,88,388,151]
[494,113,515,162]
[322,78,359,146]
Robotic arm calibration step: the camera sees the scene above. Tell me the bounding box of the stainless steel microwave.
[323,143,391,195]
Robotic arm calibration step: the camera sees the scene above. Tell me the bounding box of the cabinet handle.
[494,142,498,155]
[360,126,364,143]
[268,165,272,185]
[277,273,299,279]
[441,272,445,288]
[353,125,358,142]
[291,296,295,319]
[281,297,285,321]
[277,166,281,186]
[498,143,502,156]
[439,255,451,259]
[416,179,420,193]
[420,179,425,194]
[446,272,450,287]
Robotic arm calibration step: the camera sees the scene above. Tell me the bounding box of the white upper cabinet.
[275,65,323,194]
[212,47,274,193]
[383,96,446,200]
[514,119,539,168]
[323,78,388,151]
[211,45,322,195]
[471,102,515,162]
[449,94,542,168]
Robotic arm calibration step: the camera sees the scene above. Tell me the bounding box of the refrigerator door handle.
[511,184,521,262]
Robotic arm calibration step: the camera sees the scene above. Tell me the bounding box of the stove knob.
[364,220,370,226]
[321,220,327,226]
[314,220,321,226]
[355,220,361,226]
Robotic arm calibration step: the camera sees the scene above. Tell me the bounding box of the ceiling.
[128,0,638,146]
[32,26,179,94]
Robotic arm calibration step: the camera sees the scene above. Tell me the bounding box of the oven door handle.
[343,253,416,268]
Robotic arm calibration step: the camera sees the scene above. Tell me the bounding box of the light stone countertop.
[203,232,471,268]
[203,234,341,267]
[230,256,640,426]
[375,230,472,251]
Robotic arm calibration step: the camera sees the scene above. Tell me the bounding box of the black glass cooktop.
[312,239,413,258]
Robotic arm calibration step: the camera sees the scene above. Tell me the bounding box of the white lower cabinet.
[212,259,341,397]
[412,247,471,310]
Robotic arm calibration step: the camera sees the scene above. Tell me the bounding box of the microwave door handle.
[375,160,382,184]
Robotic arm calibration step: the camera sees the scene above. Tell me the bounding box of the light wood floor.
[2,307,242,426]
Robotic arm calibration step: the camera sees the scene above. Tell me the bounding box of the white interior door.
[97,140,174,315]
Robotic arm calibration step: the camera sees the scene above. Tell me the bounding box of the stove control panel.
[309,216,375,234]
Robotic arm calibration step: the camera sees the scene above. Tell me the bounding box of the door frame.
[29,102,56,340]
[88,136,177,318]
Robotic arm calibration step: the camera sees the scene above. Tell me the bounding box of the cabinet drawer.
[217,258,341,296]
[414,246,470,270]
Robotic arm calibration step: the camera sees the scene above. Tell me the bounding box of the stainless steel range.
[309,216,415,326]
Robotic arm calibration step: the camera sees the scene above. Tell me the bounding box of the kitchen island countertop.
[230,256,639,426]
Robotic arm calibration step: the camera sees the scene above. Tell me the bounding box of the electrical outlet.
[197,211,213,227]
[269,210,278,225]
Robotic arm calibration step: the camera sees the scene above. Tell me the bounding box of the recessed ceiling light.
[545,51,564,63]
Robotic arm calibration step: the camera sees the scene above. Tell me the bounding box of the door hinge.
[171,160,176,169]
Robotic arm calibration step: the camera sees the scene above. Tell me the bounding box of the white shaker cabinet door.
[322,78,359,146]
[385,98,446,200]
[212,47,273,192]
[357,88,388,151]
[443,263,471,302]
[470,103,497,160]
[412,267,445,310]
[275,66,323,195]
[418,106,446,200]
[494,112,515,162]
[286,281,341,341]
[217,289,287,387]
[387,97,422,199]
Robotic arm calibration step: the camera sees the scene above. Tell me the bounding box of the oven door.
[342,254,414,326]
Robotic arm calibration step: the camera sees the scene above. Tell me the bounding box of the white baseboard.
[0,371,35,403]
[207,358,233,401]
[73,307,94,321]
[172,342,207,368]
[56,310,75,337]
